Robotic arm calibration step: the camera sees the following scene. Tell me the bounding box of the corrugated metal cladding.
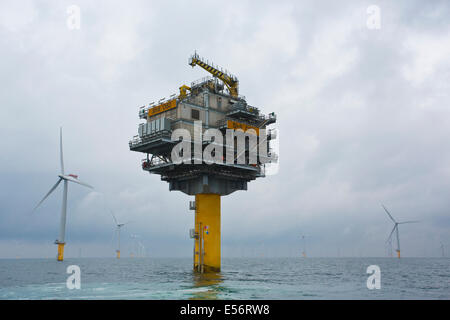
[138,118,171,138]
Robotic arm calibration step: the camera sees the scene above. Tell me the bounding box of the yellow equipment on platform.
[147,99,177,117]
[179,85,191,99]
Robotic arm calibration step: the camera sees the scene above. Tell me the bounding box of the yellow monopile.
[194,194,221,272]
[57,243,65,261]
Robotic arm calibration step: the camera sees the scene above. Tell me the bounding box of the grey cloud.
[0,0,449,258]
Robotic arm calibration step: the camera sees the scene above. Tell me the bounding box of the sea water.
[0,257,448,299]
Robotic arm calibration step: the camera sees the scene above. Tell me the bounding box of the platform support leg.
[194,194,221,272]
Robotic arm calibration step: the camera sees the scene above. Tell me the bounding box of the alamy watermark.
[67,5,81,30]
[66,265,81,289]
[169,121,279,175]
[366,265,381,290]
[366,5,381,30]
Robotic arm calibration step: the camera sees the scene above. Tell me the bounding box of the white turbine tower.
[386,236,393,257]
[301,235,307,258]
[137,241,145,257]
[111,211,130,259]
[34,127,93,261]
[130,234,141,257]
[382,204,419,259]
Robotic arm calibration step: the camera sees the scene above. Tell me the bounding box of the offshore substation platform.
[129,52,277,272]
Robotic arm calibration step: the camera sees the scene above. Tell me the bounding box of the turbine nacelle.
[58,174,75,180]
[57,174,93,189]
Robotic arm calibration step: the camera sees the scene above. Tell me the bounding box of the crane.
[188,52,239,98]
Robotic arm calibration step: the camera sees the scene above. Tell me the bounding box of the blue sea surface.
[0,257,448,299]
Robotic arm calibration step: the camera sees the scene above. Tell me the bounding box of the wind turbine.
[301,235,307,257]
[34,127,93,261]
[130,234,141,257]
[382,204,419,259]
[440,242,445,258]
[111,211,130,259]
[137,241,146,257]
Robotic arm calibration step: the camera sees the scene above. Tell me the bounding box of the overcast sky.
[1,0,449,258]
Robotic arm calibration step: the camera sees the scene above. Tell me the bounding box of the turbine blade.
[381,204,396,223]
[63,175,93,189]
[110,211,118,225]
[33,178,62,211]
[386,225,396,243]
[398,220,420,224]
[60,127,64,175]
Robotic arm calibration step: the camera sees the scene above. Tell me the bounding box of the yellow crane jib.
[189,52,239,98]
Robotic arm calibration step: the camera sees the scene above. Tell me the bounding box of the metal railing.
[227,102,259,115]
[142,157,168,169]
[191,76,214,88]
[129,135,140,147]
[129,130,172,148]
